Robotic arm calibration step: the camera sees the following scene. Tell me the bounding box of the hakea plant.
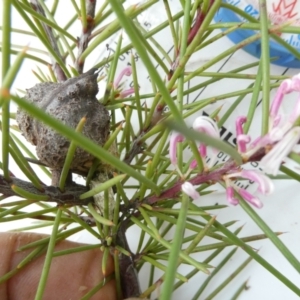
[236,73,300,173]
[2,1,300,300]
[171,74,300,209]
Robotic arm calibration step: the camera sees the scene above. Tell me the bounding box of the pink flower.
[226,186,239,206]
[169,132,185,166]
[193,116,219,139]
[237,134,251,153]
[226,186,263,208]
[265,95,300,144]
[226,170,273,195]
[191,116,220,169]
[270,74,300,121]
[260,127,300,175]
[270,78,293,120]
[236,73,300,162]
[181,182,200,200]
[267,74,300,140]
[113,67,135,98]
[224,169,273,208]
[119,87,135,98]
[243,82,300,173]
[169,116,222,178]
[236,116,246,136]
[114,66,132,88]
[238,188,263,208]
[235,116,251,153]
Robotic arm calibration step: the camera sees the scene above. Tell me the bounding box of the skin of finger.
[0,232,117,300]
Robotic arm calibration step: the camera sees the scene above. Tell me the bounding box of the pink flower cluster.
[114,66,135,98]
[223,170,273,208]
[170,73,300,208]
[236,73,300,175]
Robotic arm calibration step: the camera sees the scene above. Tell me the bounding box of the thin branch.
[0,174,92,205]
[75,0,97,73]
[145,160,238,205]
[116,222,141,298]
[141,148,267,206]
[123,134,145,164]
[30,0,67,81]
[168,0,215,80]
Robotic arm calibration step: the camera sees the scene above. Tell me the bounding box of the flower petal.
[240,170,274,195]
[189,159,198,169]
[193,116,220,138]
[193,116,220,160]
[237,134,251,153]
[114,66,132,88]
[169,132,185,165]
[226,186,239,206]
[238,188,263,208]
[236,116,247,136]
[181,182,200,200]
[119,87,135,98]
[270,79,293,119]
[260,127,300,176]
[268,122,293,142]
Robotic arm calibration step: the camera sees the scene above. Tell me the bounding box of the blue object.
[214,1,300,68]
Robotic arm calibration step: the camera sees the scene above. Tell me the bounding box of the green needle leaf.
[160,184,190,299]
[34,209,62,300]
[11,185,49,201]
[80,174,125,199]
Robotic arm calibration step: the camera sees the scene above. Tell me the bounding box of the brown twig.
[75,0,97,73]
[123,134,145,165]
[168,0,215,80]
[116,222,141,298]
[30,0,67,82]
[187,0,215,46]
[0,175,92,205]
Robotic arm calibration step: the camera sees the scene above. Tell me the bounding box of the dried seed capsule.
[16,69,110,170]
